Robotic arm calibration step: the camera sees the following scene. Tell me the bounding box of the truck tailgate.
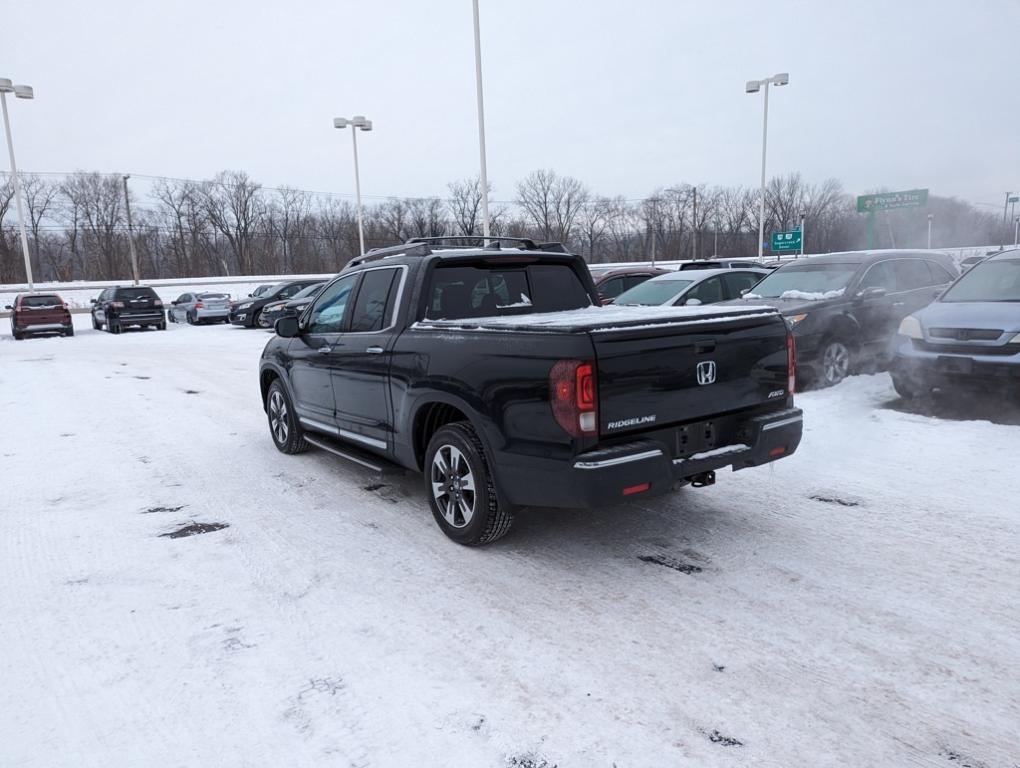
[592,310,789,437]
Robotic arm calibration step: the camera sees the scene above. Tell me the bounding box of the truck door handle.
[366,346,384,354]
[317,347,331,355]
[892,302,905,307]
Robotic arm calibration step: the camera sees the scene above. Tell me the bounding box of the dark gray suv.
[720,250,957,387]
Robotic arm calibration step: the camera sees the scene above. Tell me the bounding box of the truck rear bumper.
[498,407,803,508]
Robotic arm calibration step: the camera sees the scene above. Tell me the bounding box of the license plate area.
[673,413,752,458]
[937,356,973,374]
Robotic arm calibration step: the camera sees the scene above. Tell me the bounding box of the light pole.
[472,0,491,239]
[927,213,933,249]
[122,175,140,284]
[1014,216,1019,247]
[0,78,36,290]
[333,115,372,255]
[745,72,789,261]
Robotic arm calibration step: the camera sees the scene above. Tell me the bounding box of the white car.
[613,267,768,307]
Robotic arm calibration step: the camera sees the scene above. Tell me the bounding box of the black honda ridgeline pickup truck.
[259,237,802,545]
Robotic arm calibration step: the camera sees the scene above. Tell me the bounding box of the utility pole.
[122,174,140,285]
[472,0,491,239]
[691,186,698,260]
[0,80,35,290]
[927,213,933,249]
[1015,216,1019,247]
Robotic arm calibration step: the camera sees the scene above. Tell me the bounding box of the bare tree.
[516,169,590,245]
[202,171,264,274]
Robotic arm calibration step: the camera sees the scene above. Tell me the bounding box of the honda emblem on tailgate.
[696,360,717,385]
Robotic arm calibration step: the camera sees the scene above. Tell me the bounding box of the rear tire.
[157,320,167,331]
[424,422,513,546]
[65,327,75,337]
[187,311,196,325]
[109,320,121,334]
[13,330,23,341]
[267,380,309,454]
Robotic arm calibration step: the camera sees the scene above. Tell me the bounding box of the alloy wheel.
[430,444,476,528]
[823,341,850,386]
[268,390,289,444]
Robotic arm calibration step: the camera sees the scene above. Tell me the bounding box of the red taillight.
[786,330,796,396]
[549,360,597,438]
[154,299,164,308]
[769,446,787,458]
[110,301,124,308]
[193,302,203,309]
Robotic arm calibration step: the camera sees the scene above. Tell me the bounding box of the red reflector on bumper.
[768,446,787,458]
[622,483,650,496]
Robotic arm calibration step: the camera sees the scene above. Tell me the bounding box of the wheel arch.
[410,396,491,472]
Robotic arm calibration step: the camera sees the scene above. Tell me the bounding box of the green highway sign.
[856,188,929,213]
[1009,196,1019,204]
[771,228,802,252]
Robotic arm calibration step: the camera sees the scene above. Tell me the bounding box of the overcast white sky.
[5,1,1019,208]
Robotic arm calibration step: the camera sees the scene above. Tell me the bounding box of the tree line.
[0,169,1008,284]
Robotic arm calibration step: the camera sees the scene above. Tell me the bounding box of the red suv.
[7,293,74,340]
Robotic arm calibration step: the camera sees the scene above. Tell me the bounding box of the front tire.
[92,314,101,330]
[266,381,308,454]
[424,422,513,546]
[819,337,852,387]
[891,370,926,400]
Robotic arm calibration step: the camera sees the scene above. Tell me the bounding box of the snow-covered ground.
[1,317,1018,767]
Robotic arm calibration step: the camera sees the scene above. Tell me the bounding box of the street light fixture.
[0,77,36,290]
[745,72,789,260]
[333,115,373,256]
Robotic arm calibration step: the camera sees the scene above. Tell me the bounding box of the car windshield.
[748,263,857,298]
[291,283,325,300]
[615,278,693,305]
[21,295,62,308]
[941,258,1020,302]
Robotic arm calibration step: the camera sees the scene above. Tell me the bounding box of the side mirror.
[685,298,703,306]
[4,305,11,310]
[247,292,254,297]
[91,298,97,305]
[275,316,300,338]
[856,286,887,301]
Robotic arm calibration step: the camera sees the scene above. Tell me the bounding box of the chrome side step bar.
[303,434,403,475]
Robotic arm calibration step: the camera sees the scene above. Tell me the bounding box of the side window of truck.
[306,275,357,334]
[349,268,400,332]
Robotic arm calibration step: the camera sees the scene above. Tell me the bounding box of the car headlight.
[238,302,253,310]
[787,313,808,326]
[898,315,924,339]
[1010,332,1020,343]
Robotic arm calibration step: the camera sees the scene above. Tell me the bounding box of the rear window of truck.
[425,263,591,319]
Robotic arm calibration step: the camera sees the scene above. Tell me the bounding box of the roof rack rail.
[346,241,432,268]
[407,235,567,253]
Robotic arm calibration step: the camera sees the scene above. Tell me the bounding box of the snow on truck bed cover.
[412,304,780,333]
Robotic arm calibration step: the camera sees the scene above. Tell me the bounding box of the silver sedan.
[168,292,232,324]
[613,268,768,307]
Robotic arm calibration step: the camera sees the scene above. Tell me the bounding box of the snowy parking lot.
[2,317,1018,767]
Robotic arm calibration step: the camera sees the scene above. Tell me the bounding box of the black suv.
[229,280,321,328]
[91,286,166,333]
[719,250,957,386]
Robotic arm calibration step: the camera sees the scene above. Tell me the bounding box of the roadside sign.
[1009,196,1019,204]
[856,189,929,213]
[771,229,801,252]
